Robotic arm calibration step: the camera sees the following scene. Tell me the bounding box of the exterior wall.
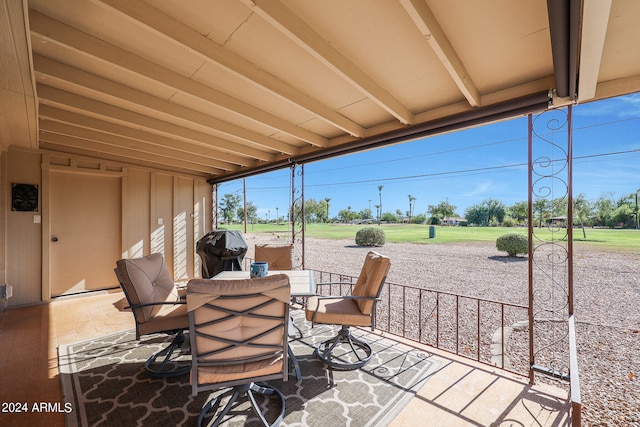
[2,148,213,308]
[4,149,42,307]
[122,170,212,281]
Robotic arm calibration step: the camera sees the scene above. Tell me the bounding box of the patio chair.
[255,244,294,270]
[114,253,190,378]
[305,251,390,370]
[187,274,290,427]
[255,243,305,342]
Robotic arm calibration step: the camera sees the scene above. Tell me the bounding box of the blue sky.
[218,93,640,220]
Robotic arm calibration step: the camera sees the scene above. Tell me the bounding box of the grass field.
[223,223,640,253]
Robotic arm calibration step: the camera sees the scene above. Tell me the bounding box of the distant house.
[442,217,466,226]
[550,216,568,227]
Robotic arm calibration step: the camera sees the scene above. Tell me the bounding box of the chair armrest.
[313,295,381,302]
[125,300,186,311]
[313,281,356,296]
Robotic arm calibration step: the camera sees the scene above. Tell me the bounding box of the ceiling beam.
[28,10,328,147]
[400,0,481,107]
[593,75,640,101]
[98,0,365,139]
[38,140,216,177]
[37,84,278,162]
[0,0,38,150]
[243,0,414,125]
[33,54,299,155]
[211,91,551,184]
[578,0,612,101]
[40,120,234,171]
[39,105,254,168]
[38,132,223,175]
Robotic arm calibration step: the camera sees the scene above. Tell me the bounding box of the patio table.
[211,269,315,297]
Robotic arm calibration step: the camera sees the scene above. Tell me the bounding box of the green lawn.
[222,223,640,253]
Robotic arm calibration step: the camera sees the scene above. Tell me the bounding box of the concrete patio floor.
[0,290,569,426]
[389,339,569,426]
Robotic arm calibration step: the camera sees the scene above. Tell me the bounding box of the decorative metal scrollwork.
[212,183,219,228]
[290,163,305,269]
[529,107,572,381]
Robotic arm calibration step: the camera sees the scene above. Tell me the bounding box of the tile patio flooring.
[0,291,570,426]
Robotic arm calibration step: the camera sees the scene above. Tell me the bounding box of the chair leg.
[315,326,373,370]
[144,330,191,378]
[288,345,301,381]
[290,320,304,339]
[198,383,286,427]
[198,387,239,427]
[248,383,286,427]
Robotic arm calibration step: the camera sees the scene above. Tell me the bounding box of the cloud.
[463,181,493,198]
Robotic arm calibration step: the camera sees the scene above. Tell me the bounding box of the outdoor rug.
[59,310,439,427]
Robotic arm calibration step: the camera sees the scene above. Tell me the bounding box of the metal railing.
[240,257,579,420]
[312,270,530,377]
[240,260,563,380]
[239,259,579,422]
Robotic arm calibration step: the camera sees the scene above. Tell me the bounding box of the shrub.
[496,233,528,257]
[502,218,515,227]
[355,227,386,247]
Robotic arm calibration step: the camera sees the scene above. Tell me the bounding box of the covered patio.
[0,284,569,426]
[2,0,640,425]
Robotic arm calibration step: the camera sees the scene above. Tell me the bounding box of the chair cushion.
[255,244,293,270]
[187,274,291,306]
[137,302,188,336]
[351,251,391,315]
[195,355,284,385]
[116,253,180,323]
[305,296,373,327]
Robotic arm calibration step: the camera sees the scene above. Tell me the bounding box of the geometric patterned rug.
[59,310,439,427]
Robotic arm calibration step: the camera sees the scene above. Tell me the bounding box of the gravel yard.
[244,232,640,426]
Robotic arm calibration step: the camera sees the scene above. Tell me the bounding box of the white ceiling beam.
[28,10,327,147]
[37,84,277,161]
[33,54,299,155]
[0,0,38,150]
[243,0,414,125]
[39,132,223,175]
[98,0,365,139]
[39,105,254,168]
[593,75,640,101]
[578,0,612,102]
[40,120,234,172]
[400,0,481,107]
[38,139,218,176]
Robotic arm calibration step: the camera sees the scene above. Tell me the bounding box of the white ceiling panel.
[0,0,638,178]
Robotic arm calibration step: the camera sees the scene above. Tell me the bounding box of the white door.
[50,171,121,296]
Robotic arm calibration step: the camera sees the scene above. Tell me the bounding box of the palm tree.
[377,185,384,225]
[324,197,331,222]
[408,195,416,223]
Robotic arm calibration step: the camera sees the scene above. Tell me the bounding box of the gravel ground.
[243,232,640,426]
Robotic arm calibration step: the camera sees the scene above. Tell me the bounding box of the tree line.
[217,189,640,230]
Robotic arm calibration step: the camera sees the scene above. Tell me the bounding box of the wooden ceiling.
[2,0,639,181]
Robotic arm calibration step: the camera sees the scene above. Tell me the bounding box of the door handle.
[51,236,59,242]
